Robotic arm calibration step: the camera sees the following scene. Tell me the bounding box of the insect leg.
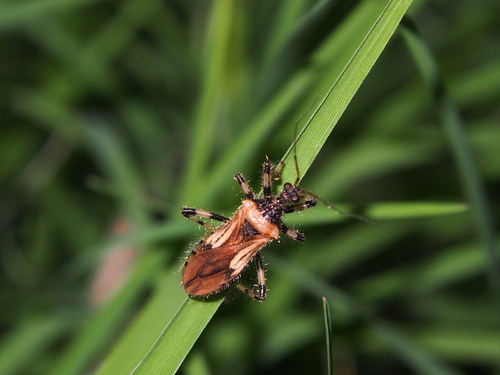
[255,253,267,300]
[234,173,255,199]
[280,223,305,242]
[262,158,273,197]
[235,284,260,301]
[181,207,229,230]
[233,254,267,301]
[284,199,317,214]
[272,160,284,181]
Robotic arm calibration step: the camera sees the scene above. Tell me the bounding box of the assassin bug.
[180,112,370,301]
[181,151,327,301]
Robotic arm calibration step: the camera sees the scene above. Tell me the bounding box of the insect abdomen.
[183,237,271,297]
[183,250,234,296]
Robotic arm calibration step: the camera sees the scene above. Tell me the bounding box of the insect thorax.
[254,197,285,225]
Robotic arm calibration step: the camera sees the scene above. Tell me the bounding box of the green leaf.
[50,252,164,375]
[95,269,208,375]
[322,297,335,375]
[130,298,222,375]
[366,201,468,220]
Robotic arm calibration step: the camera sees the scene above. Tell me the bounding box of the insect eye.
[282,183,300,202]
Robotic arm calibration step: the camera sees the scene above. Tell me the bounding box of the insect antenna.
[299,188,374,225]
[293,131,301,187]
[291,100,318,187]
[288,102,373,225]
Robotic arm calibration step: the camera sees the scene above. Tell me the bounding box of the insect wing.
[183,238,269,297]
[202,208,246,249]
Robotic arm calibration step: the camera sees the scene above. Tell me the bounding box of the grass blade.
[322,296,334,375]
[401,17,500,314]
[279,0,414,184]
[96,2,414,373]
[130,298,222,375]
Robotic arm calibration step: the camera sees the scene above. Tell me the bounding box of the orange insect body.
[182,201,277,297]
[181,158,317,301]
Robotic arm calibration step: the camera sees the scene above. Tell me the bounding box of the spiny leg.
[284,199,317,214]
[234,173,255,199]
[280,223,305,242]
[181,207,229,222]
[279,200,315,241]
[234,253,267,301]
[262,158,273,197]
[273,160,284,181]
[181,207,229,231]
[235,283,260,301]
[255,253,267,300]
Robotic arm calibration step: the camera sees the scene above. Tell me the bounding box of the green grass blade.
[308,138,439,198]
[130,298,222,375]
[50,252,164,375]
[401,17,500,312]
[2,1,498,375]
[366,201,468,220]
[85,124,149,228]
[269,255,463,375]
[180,0,236,203]
[0,0,101,31]
[354,239,500,301]
[371,320,462,375]
[192,69,314,206]
[322,297,334,375]
[283,201,468,226]
[95,268,192,375]
[0,316,73,375]
[98,2,414,374]
[279,0,414,185]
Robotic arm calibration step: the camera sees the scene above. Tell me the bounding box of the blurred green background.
[0,0,499,374]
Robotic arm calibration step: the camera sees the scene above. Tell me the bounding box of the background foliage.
[0,1,498,375]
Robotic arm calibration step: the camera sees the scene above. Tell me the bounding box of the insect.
[181,155,321,301]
